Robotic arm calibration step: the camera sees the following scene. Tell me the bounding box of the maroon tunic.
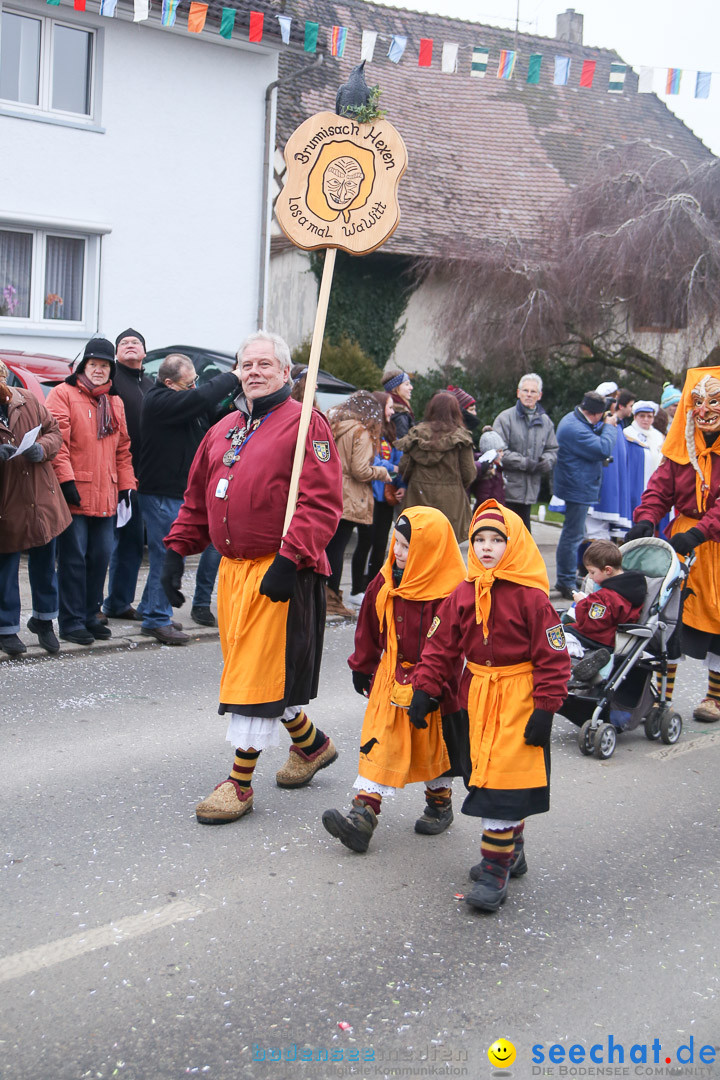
[413,578,570,713]
[572,585,643,647]
[633,456,720,539]
[165,397,342,573]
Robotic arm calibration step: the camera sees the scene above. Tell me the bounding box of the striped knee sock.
[657,663,677,702]
[482,828,515,870]
[357,790,382,816]
[229,748,260,790]
[707,670,720,701]
[282,709,326,755]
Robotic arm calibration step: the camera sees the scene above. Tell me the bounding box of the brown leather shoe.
[325,586,355,618]
[276,736,338,787]
[693,697,720,723]
[140,624,190,645]
[196,780,254,824]
[104,606,139,621]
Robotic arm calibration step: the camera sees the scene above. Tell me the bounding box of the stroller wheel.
[578,720,595,756]
[594,722,617,760]
[660,711,682,745]
[644,709,662,741]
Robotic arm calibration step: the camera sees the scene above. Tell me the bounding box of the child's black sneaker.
[414,795,453,835]
[572,647,611,683]
[465,860,510,912]
[322,798,377,853]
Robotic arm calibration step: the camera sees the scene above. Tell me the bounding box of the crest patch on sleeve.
[427,615,441,639]
[546,624,567,651]
[588,602,607,620]
[312,440,331,463]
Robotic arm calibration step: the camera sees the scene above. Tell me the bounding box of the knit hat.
[478,428,505,455]
[632,400,658,415]
[394,515,412,542]
[580,391,606,415]
[660,383,681,409]
[115,328,146,351]
[447,384,475,410]
[470,506,508,542]
[77,337,116,376]
[595,381,618,397]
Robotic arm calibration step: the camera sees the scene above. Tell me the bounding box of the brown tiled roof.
[275,0,715,258]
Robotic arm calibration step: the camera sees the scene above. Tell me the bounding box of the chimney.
[556,8,583,44]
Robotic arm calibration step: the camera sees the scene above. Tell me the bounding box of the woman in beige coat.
[325,391,391,616]
[396,391,476,542]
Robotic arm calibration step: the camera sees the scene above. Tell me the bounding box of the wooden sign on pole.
[276,108,408,533]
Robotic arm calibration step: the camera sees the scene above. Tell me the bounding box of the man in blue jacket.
[553,391,618,599]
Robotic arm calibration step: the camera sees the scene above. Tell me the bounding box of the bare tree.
[419,143,720,383]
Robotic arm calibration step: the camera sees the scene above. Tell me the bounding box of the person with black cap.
[552,391,618,600]
[46,338,136,644]
[101,329,153,623]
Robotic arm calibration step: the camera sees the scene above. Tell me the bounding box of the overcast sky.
[381,0,720,156]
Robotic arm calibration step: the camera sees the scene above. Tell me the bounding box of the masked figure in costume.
[626,368,720,722]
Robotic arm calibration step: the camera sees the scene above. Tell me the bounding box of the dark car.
[143,345,356,414]
[0,350,73,400]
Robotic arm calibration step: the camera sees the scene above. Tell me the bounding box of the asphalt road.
[1,627,718,1080]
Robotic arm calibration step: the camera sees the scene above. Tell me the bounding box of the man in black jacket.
[137,353,241,644]
[102,329,153,621]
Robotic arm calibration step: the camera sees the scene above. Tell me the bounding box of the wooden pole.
[283,246,337,534]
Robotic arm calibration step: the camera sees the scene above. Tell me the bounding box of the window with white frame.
[0,225,99,327]
[0,9,95,118]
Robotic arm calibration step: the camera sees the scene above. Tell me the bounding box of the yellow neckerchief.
[375,506,466,675]
[662,366,720,513]
[467,499,549,636]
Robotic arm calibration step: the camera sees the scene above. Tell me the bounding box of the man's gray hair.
[236,331,291,371]
[158,353,193,384]
[518,373,543,392]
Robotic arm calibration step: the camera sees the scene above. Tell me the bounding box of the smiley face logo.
[488,1038,516,1069]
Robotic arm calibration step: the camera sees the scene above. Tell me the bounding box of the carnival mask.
[690,375,720,433]
[322,156,365,210]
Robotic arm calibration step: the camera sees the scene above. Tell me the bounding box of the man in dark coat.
[102,328,154,621]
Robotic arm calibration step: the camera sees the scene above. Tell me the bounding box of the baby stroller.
[557,536,690,760]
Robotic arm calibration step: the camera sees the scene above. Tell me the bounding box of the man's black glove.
[118,489,131,507]
[624,520,654,542]
[22,443,44,462]
[669,527,705,557]
[408,689,438,730]
[352,671,372,698]
[259,554,297,603]
[524,708,554,747]
[161,548,185,607]
[0,443,16,462]
[60,480,81,507]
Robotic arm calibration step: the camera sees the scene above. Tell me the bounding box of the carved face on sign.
[690,375,720,433]
[322,156,365,212]
[306,141,375,223]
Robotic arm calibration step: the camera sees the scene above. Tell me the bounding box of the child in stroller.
[562,540,646,686]
[558,536,688,759]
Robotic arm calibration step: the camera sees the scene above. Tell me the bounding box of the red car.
[1,349,73,402]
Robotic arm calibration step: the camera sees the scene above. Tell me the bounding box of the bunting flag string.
[41,0,716,103]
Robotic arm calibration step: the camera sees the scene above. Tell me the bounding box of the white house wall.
[267,246,317,352]
[0,2,276,359]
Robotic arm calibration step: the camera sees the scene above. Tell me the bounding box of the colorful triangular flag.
[471,47,489,78]
[608,62,626,92]
[666,68,682,95]
[74,0,87,10]
[277,16,292,45]
[100,0,118,16]
[331,26,347,58]
[580,59,596,87]
[554,57,570,85]
[695,71,711,99]
[249,11,264,43]
[497,49,516,80]
[441,43,458,74]
[419,38,433,67]
[304,21,319,53]
[361,30,377,62]
[388,35,407,64]
[188,2,207,34]
[527,54,542,84]
[161,0,178,27]
[220,7,235,38]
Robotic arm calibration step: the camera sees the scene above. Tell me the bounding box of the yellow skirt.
[671,513,720,635]
[357,652,450,788]
[217,554,289,707]
[466,660,547,791]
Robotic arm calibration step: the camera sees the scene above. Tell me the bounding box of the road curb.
[0,625,219,664]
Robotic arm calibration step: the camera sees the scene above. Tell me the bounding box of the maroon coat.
[0,387,71,553]
[634,456,720,539]
[349,572,461,712]
[413,578,570,712]
[572,573,645,646]
[166,397,342,573]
